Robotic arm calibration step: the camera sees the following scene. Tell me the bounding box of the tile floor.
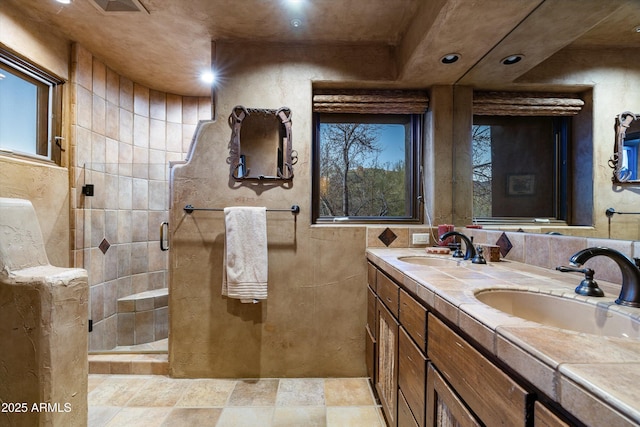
[89,375,386,426]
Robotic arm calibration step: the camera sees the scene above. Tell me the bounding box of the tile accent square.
[99,238,111,254]
[496,232,513,257]
[378,228,397,247]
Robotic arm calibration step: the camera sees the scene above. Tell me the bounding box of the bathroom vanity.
[366,248,640,427]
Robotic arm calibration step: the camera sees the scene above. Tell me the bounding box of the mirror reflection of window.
[623,130,640,181]
[472,116,570,222]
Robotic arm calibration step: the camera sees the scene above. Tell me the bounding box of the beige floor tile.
[88,406,120,427]
[324,378,376,406]
[88,375,109,393]
[228,379,279,407]
[175,378,236,407]
[326,406,386,427]
[216,407,274,427]
[88,376,151,406]
[276,378,325,406]
[160,407,222,426]
[126,376,188,407]
[272,406,326,427]
[104,407,171,427]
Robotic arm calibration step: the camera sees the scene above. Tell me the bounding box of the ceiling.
[4,0,640,96]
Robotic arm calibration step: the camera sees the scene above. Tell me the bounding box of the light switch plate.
[412,233,430,245]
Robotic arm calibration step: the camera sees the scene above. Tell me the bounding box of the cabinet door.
[399,327,426,427]
[426,363,481,427]
[366,324,376,385]
[376,301,399,427]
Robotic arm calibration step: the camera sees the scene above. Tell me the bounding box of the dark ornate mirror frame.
[611,111,640,184]
[228,105,296,181]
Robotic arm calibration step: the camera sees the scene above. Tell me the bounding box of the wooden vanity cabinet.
[369,265,429,427]
[427,314,532,426]
[367,260,575,427]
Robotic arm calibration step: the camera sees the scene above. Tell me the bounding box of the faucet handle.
[556,266,604,297]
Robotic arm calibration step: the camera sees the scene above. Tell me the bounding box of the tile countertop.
[366,247,640,427]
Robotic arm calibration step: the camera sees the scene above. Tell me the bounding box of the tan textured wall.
[168,41,395,378]
[0,158,70,267]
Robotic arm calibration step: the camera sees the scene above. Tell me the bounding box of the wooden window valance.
[312,89,429,114]
[473,91,585,116]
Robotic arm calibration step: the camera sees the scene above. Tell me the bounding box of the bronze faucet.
[568,247,640,307]
[439,231,476,261]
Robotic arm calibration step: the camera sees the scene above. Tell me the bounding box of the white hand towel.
[222,207,268,303]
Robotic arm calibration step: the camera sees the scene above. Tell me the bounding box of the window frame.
[312,112,423,224]
[471,115,571,224]
[0,46,64,164]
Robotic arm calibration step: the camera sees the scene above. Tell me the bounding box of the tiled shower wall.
[70,44,211,351]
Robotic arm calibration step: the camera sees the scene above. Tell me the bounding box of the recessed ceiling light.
[501,54,524,65]
[440,53,460,64]
[56,0,71,4]
[634,25,640,33]
[290,18,302,28]
[200,70,215,84]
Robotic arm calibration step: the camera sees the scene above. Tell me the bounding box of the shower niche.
[228,105,296,181]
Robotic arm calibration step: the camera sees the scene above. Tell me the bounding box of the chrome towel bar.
[184,205,300,214]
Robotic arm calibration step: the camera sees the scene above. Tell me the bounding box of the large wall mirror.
[611,111,640,183]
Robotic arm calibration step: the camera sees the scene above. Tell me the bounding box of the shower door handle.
[160,222,169,251]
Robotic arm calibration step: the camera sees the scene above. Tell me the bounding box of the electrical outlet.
[412,233,430,245]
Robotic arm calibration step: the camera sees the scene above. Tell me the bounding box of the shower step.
[89,353,168,375]
[116,288,168,346]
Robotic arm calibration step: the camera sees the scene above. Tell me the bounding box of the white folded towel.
[222,207,268,303]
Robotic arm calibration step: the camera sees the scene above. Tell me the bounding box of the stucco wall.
[169,41,396,378]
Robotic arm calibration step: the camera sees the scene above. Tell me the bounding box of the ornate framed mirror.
[228,105,297,181]
[611,111,640,183]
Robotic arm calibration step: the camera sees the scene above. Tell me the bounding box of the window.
[472,116,570,222]
[313,113,422,223]
[0,48,64,163]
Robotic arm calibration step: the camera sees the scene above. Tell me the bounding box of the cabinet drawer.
[398,389,419,427]
[399,289,427,352]
[365,325,376,385]
[534,402,570,427]
[399,327,426,427]
[428,314,531,427]
[368,286,377,335]
[377,270,399,317]
[368,262,377,292]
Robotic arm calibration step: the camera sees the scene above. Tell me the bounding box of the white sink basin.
[475,289,640,339]
[397,256,461,266]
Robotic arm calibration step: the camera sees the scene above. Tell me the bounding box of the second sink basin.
[474,289,640,339]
